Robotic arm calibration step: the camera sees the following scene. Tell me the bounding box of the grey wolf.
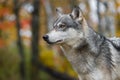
[43,6,120,80]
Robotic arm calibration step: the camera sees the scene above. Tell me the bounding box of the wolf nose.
[43,35,49,41]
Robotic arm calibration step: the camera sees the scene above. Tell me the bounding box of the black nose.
[43,35,49,41]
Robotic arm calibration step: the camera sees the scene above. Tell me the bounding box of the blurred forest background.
[0,0,120,80]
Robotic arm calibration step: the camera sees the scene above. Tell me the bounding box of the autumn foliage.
[0,0,120,80]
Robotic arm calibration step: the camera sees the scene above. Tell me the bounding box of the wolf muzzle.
[43,35,54,44]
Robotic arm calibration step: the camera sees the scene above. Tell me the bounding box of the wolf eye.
[59,24,66,28]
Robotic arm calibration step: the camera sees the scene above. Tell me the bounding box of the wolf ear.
[56,7,63,16]
[70,6,83,21]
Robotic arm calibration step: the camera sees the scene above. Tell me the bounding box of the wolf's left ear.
[70,6,83,21]
[56,7,63,16]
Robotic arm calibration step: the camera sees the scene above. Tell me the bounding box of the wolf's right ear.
[56,7,63,16]
[70,6,83,21]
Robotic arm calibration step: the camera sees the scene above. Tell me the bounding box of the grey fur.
[43,6,120,80]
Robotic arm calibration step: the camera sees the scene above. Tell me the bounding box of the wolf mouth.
[47,40,63,44]
[56,40,63,43]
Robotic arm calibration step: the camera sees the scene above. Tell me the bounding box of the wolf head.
[43,6,88,47]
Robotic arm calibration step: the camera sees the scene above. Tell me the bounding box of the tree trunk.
[42,0,54,31]
[13,0,25,80]
[30,0,40,80]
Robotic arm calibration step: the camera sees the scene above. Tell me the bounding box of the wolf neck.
[61,40,95,74]
[61,20,106,74]
[82,18,106,54]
